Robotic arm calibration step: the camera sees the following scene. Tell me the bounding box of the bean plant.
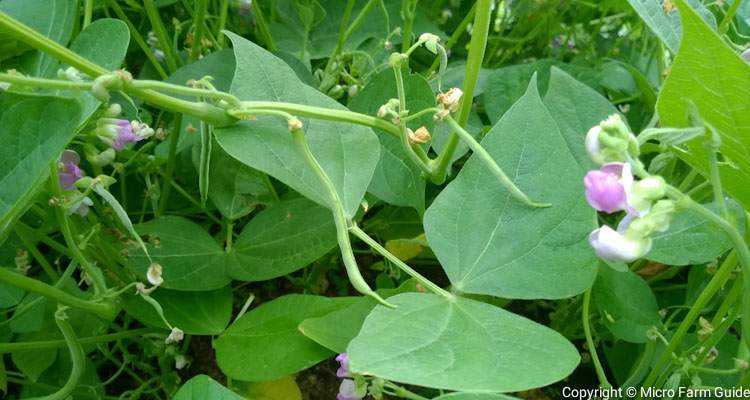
[0,0,749,399]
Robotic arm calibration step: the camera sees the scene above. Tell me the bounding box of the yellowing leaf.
[385,233,427,261]
[245,376,302,400]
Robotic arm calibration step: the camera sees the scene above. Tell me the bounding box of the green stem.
[641,248,738,388]
[13,224,59,281]
[83,0,94,28]
[143,0,179,72]
[392,65,433,174]
[26,309,85,400]
[166,179,223,225]
[427,3,476,75]
[0,12,234,126]
[251,0,275,51]
[189,0,208,62]
[239,100,401,138]
[582,287,612,388]
[216,0,229,48]
[158,114,183,214]
[290,128,393,308]
[0,268,116,320]
[719,0,743,34]
[350,225,452,299]
[622,339,656,387]
[102,0,169,79]
[400,0,418,52]
[444,116,549,208]
[326,0,356,72]
[49,164,108,295]
[431,0,492,184]
[705,129,730,220]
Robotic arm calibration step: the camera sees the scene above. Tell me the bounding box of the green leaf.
[215,294,356,381]
[0,94,82,240]
[69,18,130,70]
[593,266,660,343]
[626,0,716,53]
[0,268,25,308]
[349,68,433,211]
[205,141,276,220]
[216,32,380,217]
[482,59,599,122]
[649,202,743,266]
[121,286,233,335]
[298,282,417,353]
[423,72,599,300]
[348,293,579,392]
[129,216,231,291]
[11,332,58,382]
[226,197,337,281]
[657,0,750,210]
[174,375,244,400]
[298,297,378,353]
[269,0,443,60]
[0,0,76,77]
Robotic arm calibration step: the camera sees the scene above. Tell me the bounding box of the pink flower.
[336,353,350,378]
[58,150,83,189]
[583,162,633,214]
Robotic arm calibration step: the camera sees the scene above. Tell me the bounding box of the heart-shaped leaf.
[215,32,379,218]
[348,293,580,392]
[424,70,604,299]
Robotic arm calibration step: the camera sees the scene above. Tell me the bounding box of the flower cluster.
[94,104,154,152]
[584,114,675,263]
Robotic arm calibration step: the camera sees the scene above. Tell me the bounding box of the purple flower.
[112,120,139,151]
[336,353,350,378]
[583,162,633,214]
[58,150,83,189]
[337,379,363,400]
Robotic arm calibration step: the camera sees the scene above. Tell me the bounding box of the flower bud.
[627,176,667,216]
[335,353,350,378]
[165,327,184,344]
[104,103,122,118]
[388,52,408,67]
[85,146,116,167]
[288,117,303,131]
[408,126,431,144]
[347,85,359,98]
[585,114,639,165]
[74,176,94,190]
[57,66,83,82]
[419,32,441,53]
